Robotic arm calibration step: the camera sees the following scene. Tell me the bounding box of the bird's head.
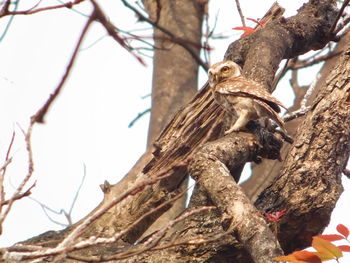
[208,60,242,88]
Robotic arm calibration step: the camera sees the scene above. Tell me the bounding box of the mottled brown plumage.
[208,60,286,134]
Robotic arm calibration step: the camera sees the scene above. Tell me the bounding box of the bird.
[208,60,287,134]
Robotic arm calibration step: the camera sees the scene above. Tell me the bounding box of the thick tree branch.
[255,43,350,253]
[189,133,284,263]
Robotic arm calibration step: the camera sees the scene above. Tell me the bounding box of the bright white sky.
[0,0,349,259]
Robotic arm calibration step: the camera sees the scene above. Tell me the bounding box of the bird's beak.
[214,74,219,82]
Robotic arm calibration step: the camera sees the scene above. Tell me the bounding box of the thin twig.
[0,131,15,211]
[28,164,87,227]
[283,73,321,123]
[334,15,350,35]
[0,7,95,236]
[0,123,35,231]
[66,206,214,262]
[300,73,320,109]
[128,108,150,128]
[329,0,350,36]
[68,164,87,219]
[120,0,208,71]
[291,51,341,70]
[0,0,11,15]
[90,0,147,66]
[33,8,95,123]
[6,167,191,260]
[234,0,246,27]
[1,182,36,206]
[272,59,290,91]
[0,0,85,18]
[283,106,311,123]
[0,0,19,41]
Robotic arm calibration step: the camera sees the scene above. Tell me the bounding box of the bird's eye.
[221,66,230,73]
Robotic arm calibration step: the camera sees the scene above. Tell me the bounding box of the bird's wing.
[215,77,287,112]
[253,98,286,131]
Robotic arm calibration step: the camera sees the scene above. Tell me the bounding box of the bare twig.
[1,182,36,206]
[291,51,341,70]
[66,206,214,262]
[68,164,87,220]
[28,164,87,227]
[283,73,320,123]
[90,0,147,66]
[234,0,246,27]
[0,0,85,18]
[0,0,11,15]
[203,6,210,65]
[100,207,215,262]
[283,106,311,122]
[128,108,151,128]
[0,123,35,232]
[6,167,191,260]
[0,0,19,41]
[34,8,95,123]
[272,59,290,90]
[329,0,350,36]
[0,6,95,236]
[120,0,208,70]
[334,15,350,35]
[0,131,15,211]
[300,73,320,109]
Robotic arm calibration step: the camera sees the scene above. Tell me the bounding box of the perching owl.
[208,60,286,134]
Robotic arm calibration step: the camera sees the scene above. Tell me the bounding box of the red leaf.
[232,26,255,37]
[338,245,350,252]
[315,234,344,241]
[246,17,267,27]
[264,209,287,223]
[336,224,349,238]
[293,251,322,263]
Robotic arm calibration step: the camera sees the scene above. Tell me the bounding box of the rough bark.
[188,133,284,263]
[255,43,350,253]
[242,29,350,202]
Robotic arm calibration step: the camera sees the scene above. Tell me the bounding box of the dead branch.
[0,123,36,233]
[34,8,95,124]
[0,131,15,211]
[5,184,196,261]
[0,0,85,18]
[120,0,208,70]
[329,0,350,36]
[234,0,246,27]
[0,182,36,206]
